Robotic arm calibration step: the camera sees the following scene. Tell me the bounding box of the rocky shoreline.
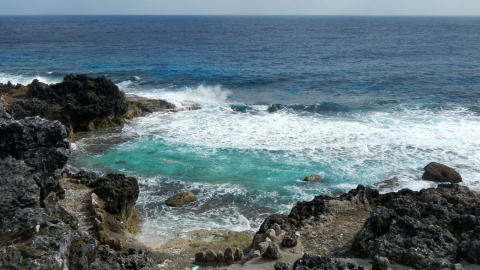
[1,75,479,270]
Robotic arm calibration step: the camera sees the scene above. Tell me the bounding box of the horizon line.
[1,14,480,17]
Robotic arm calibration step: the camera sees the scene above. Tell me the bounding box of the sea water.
[1,15,480,242]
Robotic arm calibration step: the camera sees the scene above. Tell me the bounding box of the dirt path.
[58,177,95,234]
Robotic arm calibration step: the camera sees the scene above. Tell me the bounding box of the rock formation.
[1,74,175,139]
[165,191,197,207]
[422,162,462,183]
[0,103,157,269]
[247,170,480,270]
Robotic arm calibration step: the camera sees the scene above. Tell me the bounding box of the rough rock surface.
[1,75,175,137]
[422,162,462,183]
[303,174,323,182]
[352,184,480,269]
[249,165,479,270]
[92,174,139,220]
[165,191,197,207]
[0,102,157,269]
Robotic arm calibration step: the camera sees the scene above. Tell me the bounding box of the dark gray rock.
[281,230,299,248]
[372,255,390,270]
[0,116,70,175]
[92,174,139,220]
[263,244,282,259]
[422,162,462,183]
[0,157,39,213]
[275,262,292,270]
[352,184,480,269]
[0,111,157,269]
[293,254,364,270]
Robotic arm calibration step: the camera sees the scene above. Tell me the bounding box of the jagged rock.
[0,116,69,175]
[288,185,380,225]
[66,169,99,186]
[372,255,390,270]
[303,174,323,182]
[3,75,175,137]
[165,191,197,207]
[92,174,139,220]
[266,228,276,239]
[0,157,39,213]
[258,241,270,254]
[274,262,292,270]
[263,244,282,259]
[258,214,294,234]
[352,184,480,269]
[281,230,298,248]
[272,223,283,235]
[0,111,157,269]
[293,254,364,270]
[422,162,462,183]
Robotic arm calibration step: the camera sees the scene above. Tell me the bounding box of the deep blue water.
[1,16,480,241]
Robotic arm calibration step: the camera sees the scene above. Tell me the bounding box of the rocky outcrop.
[422,162,462,183]
[1,75,175,138]
[65,170,142,250]
[303,174,323,182]
[165,191,197,207]
[0,102,157,269]
[248,165,479,270]
[352,184,479,269]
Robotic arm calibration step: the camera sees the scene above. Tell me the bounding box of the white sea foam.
[123,99,480,192]
[126,84,232,106]
[0,73,61,85]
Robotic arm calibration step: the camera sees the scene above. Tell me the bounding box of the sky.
[1,0,480,16]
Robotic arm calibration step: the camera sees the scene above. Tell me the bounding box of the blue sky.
[1,0,480,15]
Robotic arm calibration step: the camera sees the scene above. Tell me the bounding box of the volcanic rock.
[165,191,197,207]
[422,162,462,183]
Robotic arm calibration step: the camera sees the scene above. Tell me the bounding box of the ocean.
[1,15,480,242]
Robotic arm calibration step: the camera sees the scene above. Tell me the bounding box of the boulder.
[281,230,298,248]
[422,162,462,183]
[92,174,139,220]
[303,174,323,182]
[165,192,197,207]
[372,255,390,270]
[263,244,282,259]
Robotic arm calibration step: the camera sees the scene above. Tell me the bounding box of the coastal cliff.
[0,74,175,139]
[0,104,158,269]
